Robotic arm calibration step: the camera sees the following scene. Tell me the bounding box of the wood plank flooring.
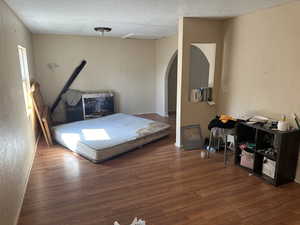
[18,114,300,225]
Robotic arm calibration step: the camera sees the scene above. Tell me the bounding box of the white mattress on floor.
[53,113,170,162]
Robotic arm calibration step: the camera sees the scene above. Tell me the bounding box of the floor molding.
[14,133,41,225]
[134,112,157,115]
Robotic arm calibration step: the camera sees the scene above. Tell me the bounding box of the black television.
[82,92,114,119]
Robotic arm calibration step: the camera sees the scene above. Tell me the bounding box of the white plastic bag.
[114,217,146,225]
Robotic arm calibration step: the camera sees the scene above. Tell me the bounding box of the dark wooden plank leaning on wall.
[50,60,87,114]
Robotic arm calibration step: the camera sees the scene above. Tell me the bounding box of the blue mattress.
[53,113,170,162]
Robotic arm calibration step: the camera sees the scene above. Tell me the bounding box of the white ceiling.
[5,0,295,39]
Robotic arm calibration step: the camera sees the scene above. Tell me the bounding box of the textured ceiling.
[4,0,295,39]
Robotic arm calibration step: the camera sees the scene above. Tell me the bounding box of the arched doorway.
[167,56,178,116]
[164,51,178,117]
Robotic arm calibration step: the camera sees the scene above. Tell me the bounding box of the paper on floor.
[114,217,146,225]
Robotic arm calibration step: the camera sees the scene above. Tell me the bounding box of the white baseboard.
[134,112,171,118]
[175,142,182,148]
[134,112,156,115]
[159,113,169,117]
[14,133,41,225]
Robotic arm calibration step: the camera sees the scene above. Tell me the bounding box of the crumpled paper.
[114,217,146,225]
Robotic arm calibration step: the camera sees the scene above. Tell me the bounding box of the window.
[18,45,32,117]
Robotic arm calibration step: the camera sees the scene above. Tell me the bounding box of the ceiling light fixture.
[94,27,112,37]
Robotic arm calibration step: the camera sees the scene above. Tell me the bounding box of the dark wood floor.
[18,114,300,225]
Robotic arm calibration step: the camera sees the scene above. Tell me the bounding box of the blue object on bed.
[53,113,170,162]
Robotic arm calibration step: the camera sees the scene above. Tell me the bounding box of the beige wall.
[177,17,224,145]
[33,34,156,120]
[155,35,178,116]
[0,0,36,225]
[219,1,300,124]
[219,1,300,182]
